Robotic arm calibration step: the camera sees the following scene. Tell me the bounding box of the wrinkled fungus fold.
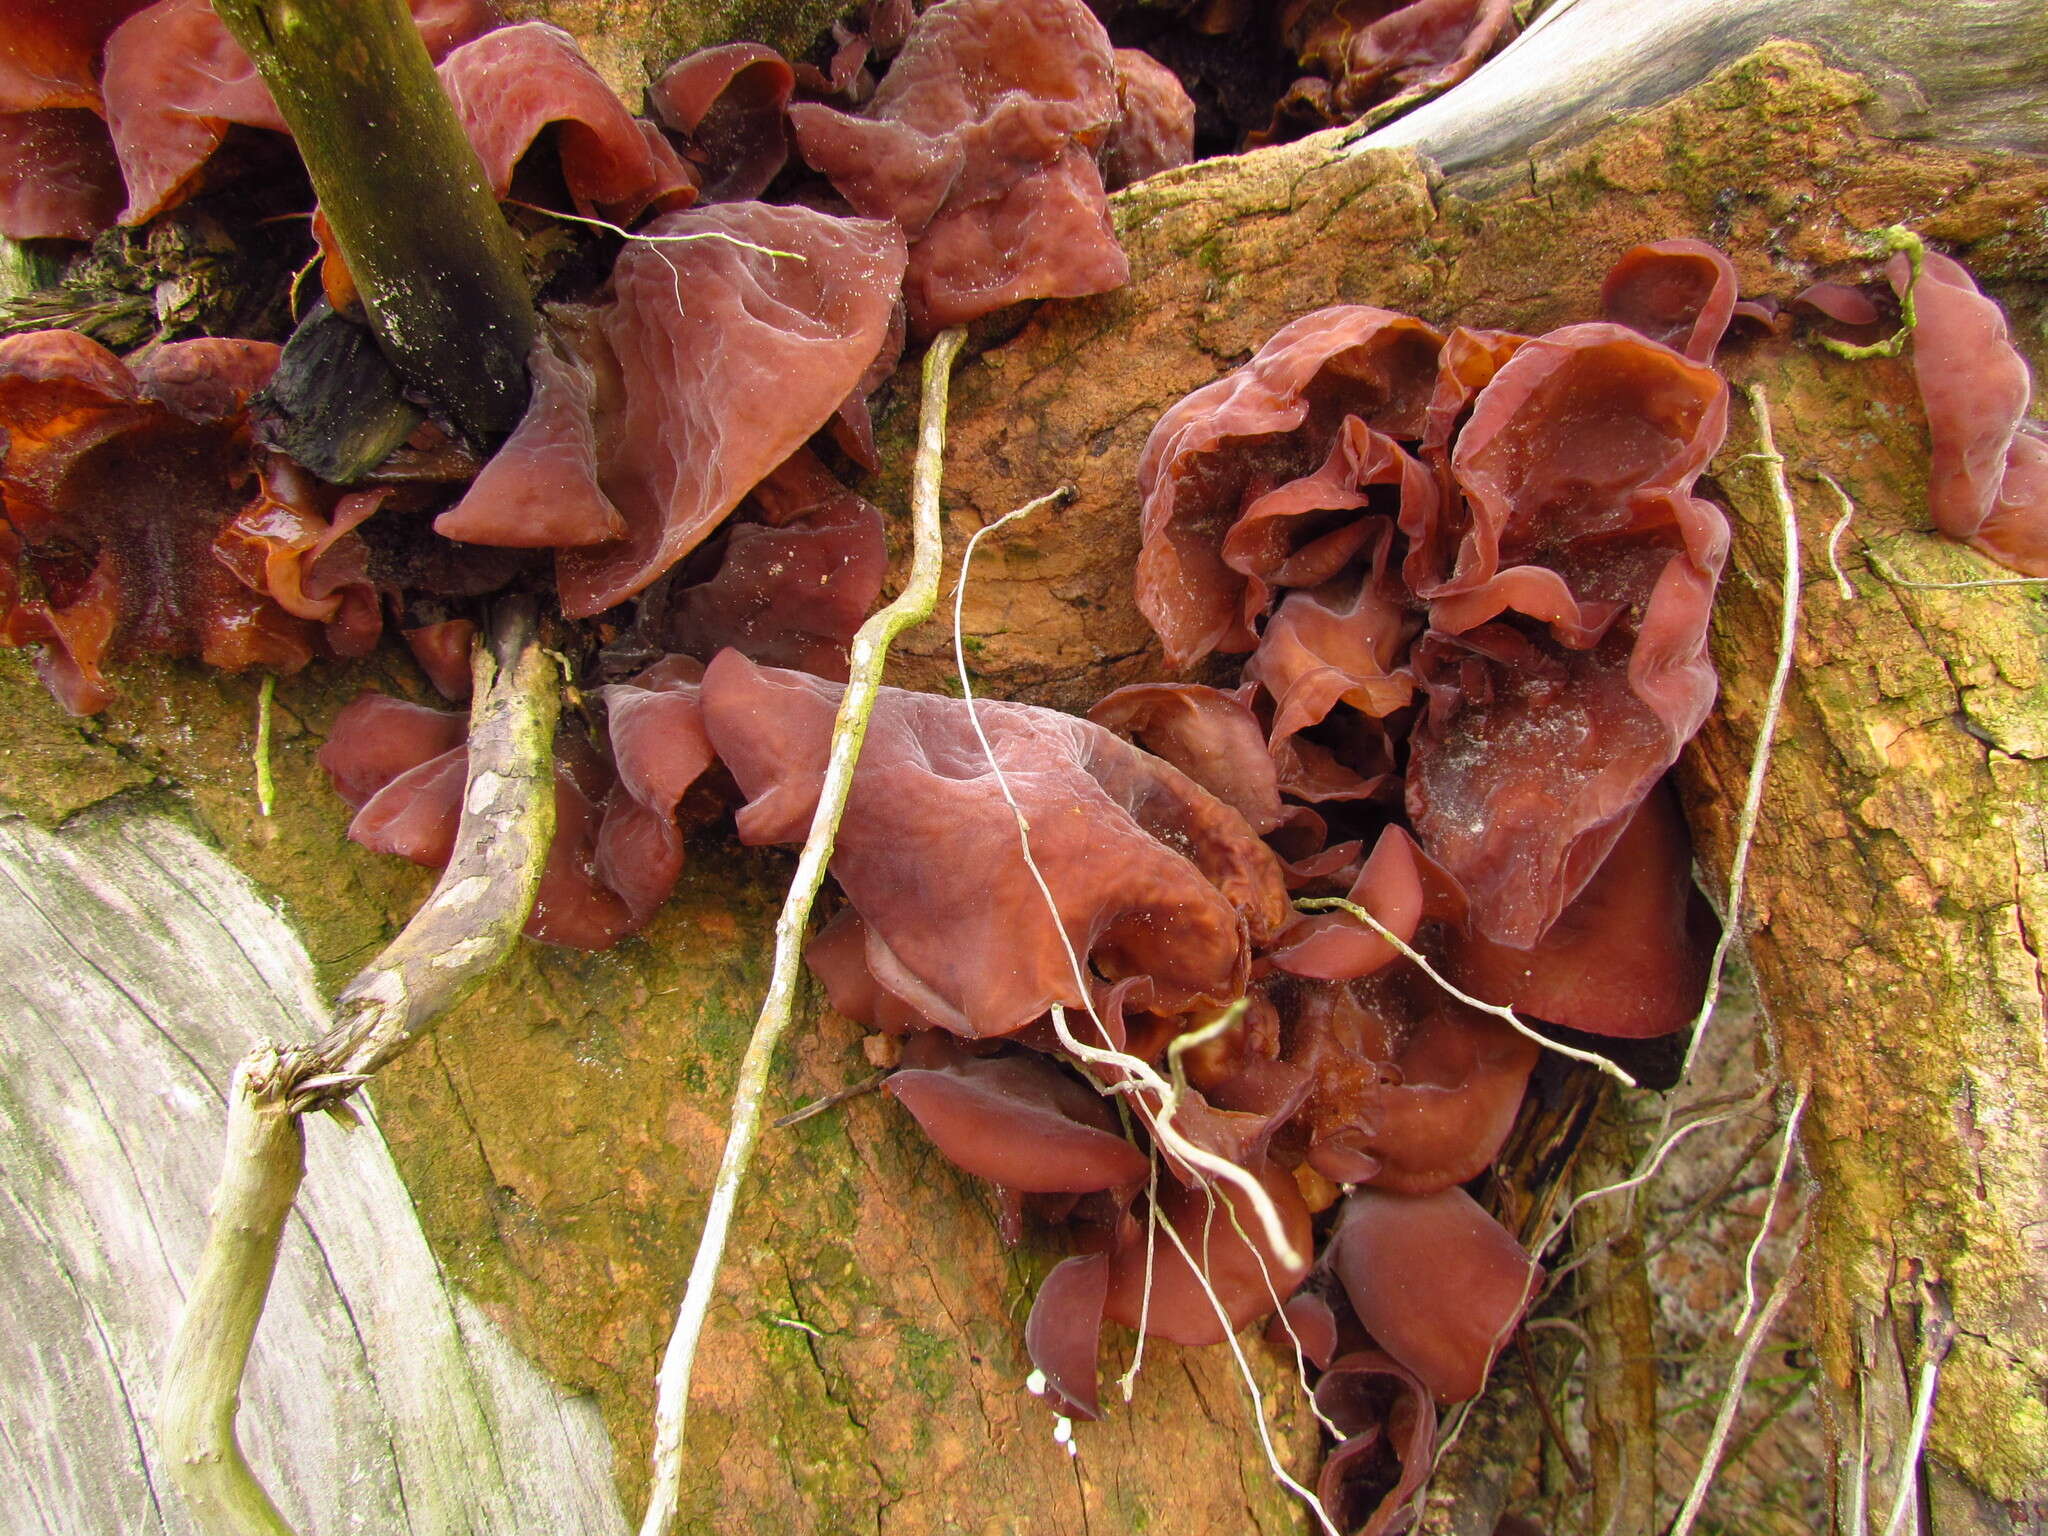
[704,648,1286,1037]
[554,202,905,617]
[1892,250,2048,576]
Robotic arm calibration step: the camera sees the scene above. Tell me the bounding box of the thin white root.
[1666,1216,1809,1536]
[1820,472,1858,602]
[1292,896,1635,1087]
[637,328,968,1536]
[1150,1208,1343,1536]
[1734,1081,1809,1334]
[1662,383,1803,1136]
[950,497,1307,1271]
[1881,1274,1955,1536]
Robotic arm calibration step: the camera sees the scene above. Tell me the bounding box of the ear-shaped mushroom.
[1025,1251,1112,1421]
[102,0,495,224]
[0,108,127,239]
[436,20,695,222]
[1268,824,1428,981]
[1443,778,1715,1038]
[1328,1184,1541,1402]
[1313,1349,1439,1536]
[1292,0,1516,120]
[787,0,1128,332]
[554,202,905,616]
[1136,305,1444,669]
[322,655,717,948]
[648,42,795,204]
[1891,249,2048,576]
[1600,238,1742,362]
[1102,1157,1313,1346]
[1243,518,1419,758]
[1097,47,1195,191]
[590,654,715,928]
[702,649,1287,1037]
[432,318,628,549]
[0,330,363,711]
[656,451,886,682]
[1087,680,1286,834]
[0,1,150,238]
[1408,321,1728,945]
[1284,968,1537,1193]
[885,1038,1150,1193]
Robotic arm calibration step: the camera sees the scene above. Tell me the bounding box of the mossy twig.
[159,600,560,1535]
[637,327,970,1536]
[208,0,535,443]
[253,674,277,818]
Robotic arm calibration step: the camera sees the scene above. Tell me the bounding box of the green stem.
[208,0,534,443]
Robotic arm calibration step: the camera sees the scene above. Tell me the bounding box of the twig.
[1516,1328,1589,1489]
[160,601,560,1534]
[1880,1272,1956,1536]
[770,1070,890,1130]
[1666,1221,1809,1536]
[156,1046,309,1536]
[637,327,969,1536]
[1734,1082,1808,1334]
[253,674,277,818]
[1292,896,1635,1086]
[1818,226,1924,362]
[1868,549,2048,591]
[300,600,561,1099]
[1819,473,1858,602]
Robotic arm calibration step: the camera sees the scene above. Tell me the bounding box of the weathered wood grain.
[0,806,628,1536]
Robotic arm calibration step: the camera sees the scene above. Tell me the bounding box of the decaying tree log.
[3,2,2045,1532]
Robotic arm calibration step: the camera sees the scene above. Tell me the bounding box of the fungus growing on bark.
[553,202,906,616]
[1889,249,2048,576]
[319,652,714,947]
[1136,305,1444,668]
[647,42,795,204]
[1313,1349,1438,1536]
[436,20,695,222]
[0,328,377,712]
[885,1035,1152,1192]
[704,648,1287,1037]
[101,0,496,226]
[788,0,1130,332]
[1328,1184,1542,1402]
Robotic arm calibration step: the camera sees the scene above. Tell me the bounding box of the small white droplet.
[1052,1416,1072,1447]
[1025,1369,1047,1397]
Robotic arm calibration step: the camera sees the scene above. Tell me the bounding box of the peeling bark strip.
[160,600,560,1535]
[208,0,535,443]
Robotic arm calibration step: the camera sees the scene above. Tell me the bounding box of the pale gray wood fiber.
[0,806,630,1536]
[1359,0,2048,179]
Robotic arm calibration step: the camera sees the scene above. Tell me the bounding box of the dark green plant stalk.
[208,0,534,444]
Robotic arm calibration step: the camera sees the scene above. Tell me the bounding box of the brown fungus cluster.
[7,2,2048,1529]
